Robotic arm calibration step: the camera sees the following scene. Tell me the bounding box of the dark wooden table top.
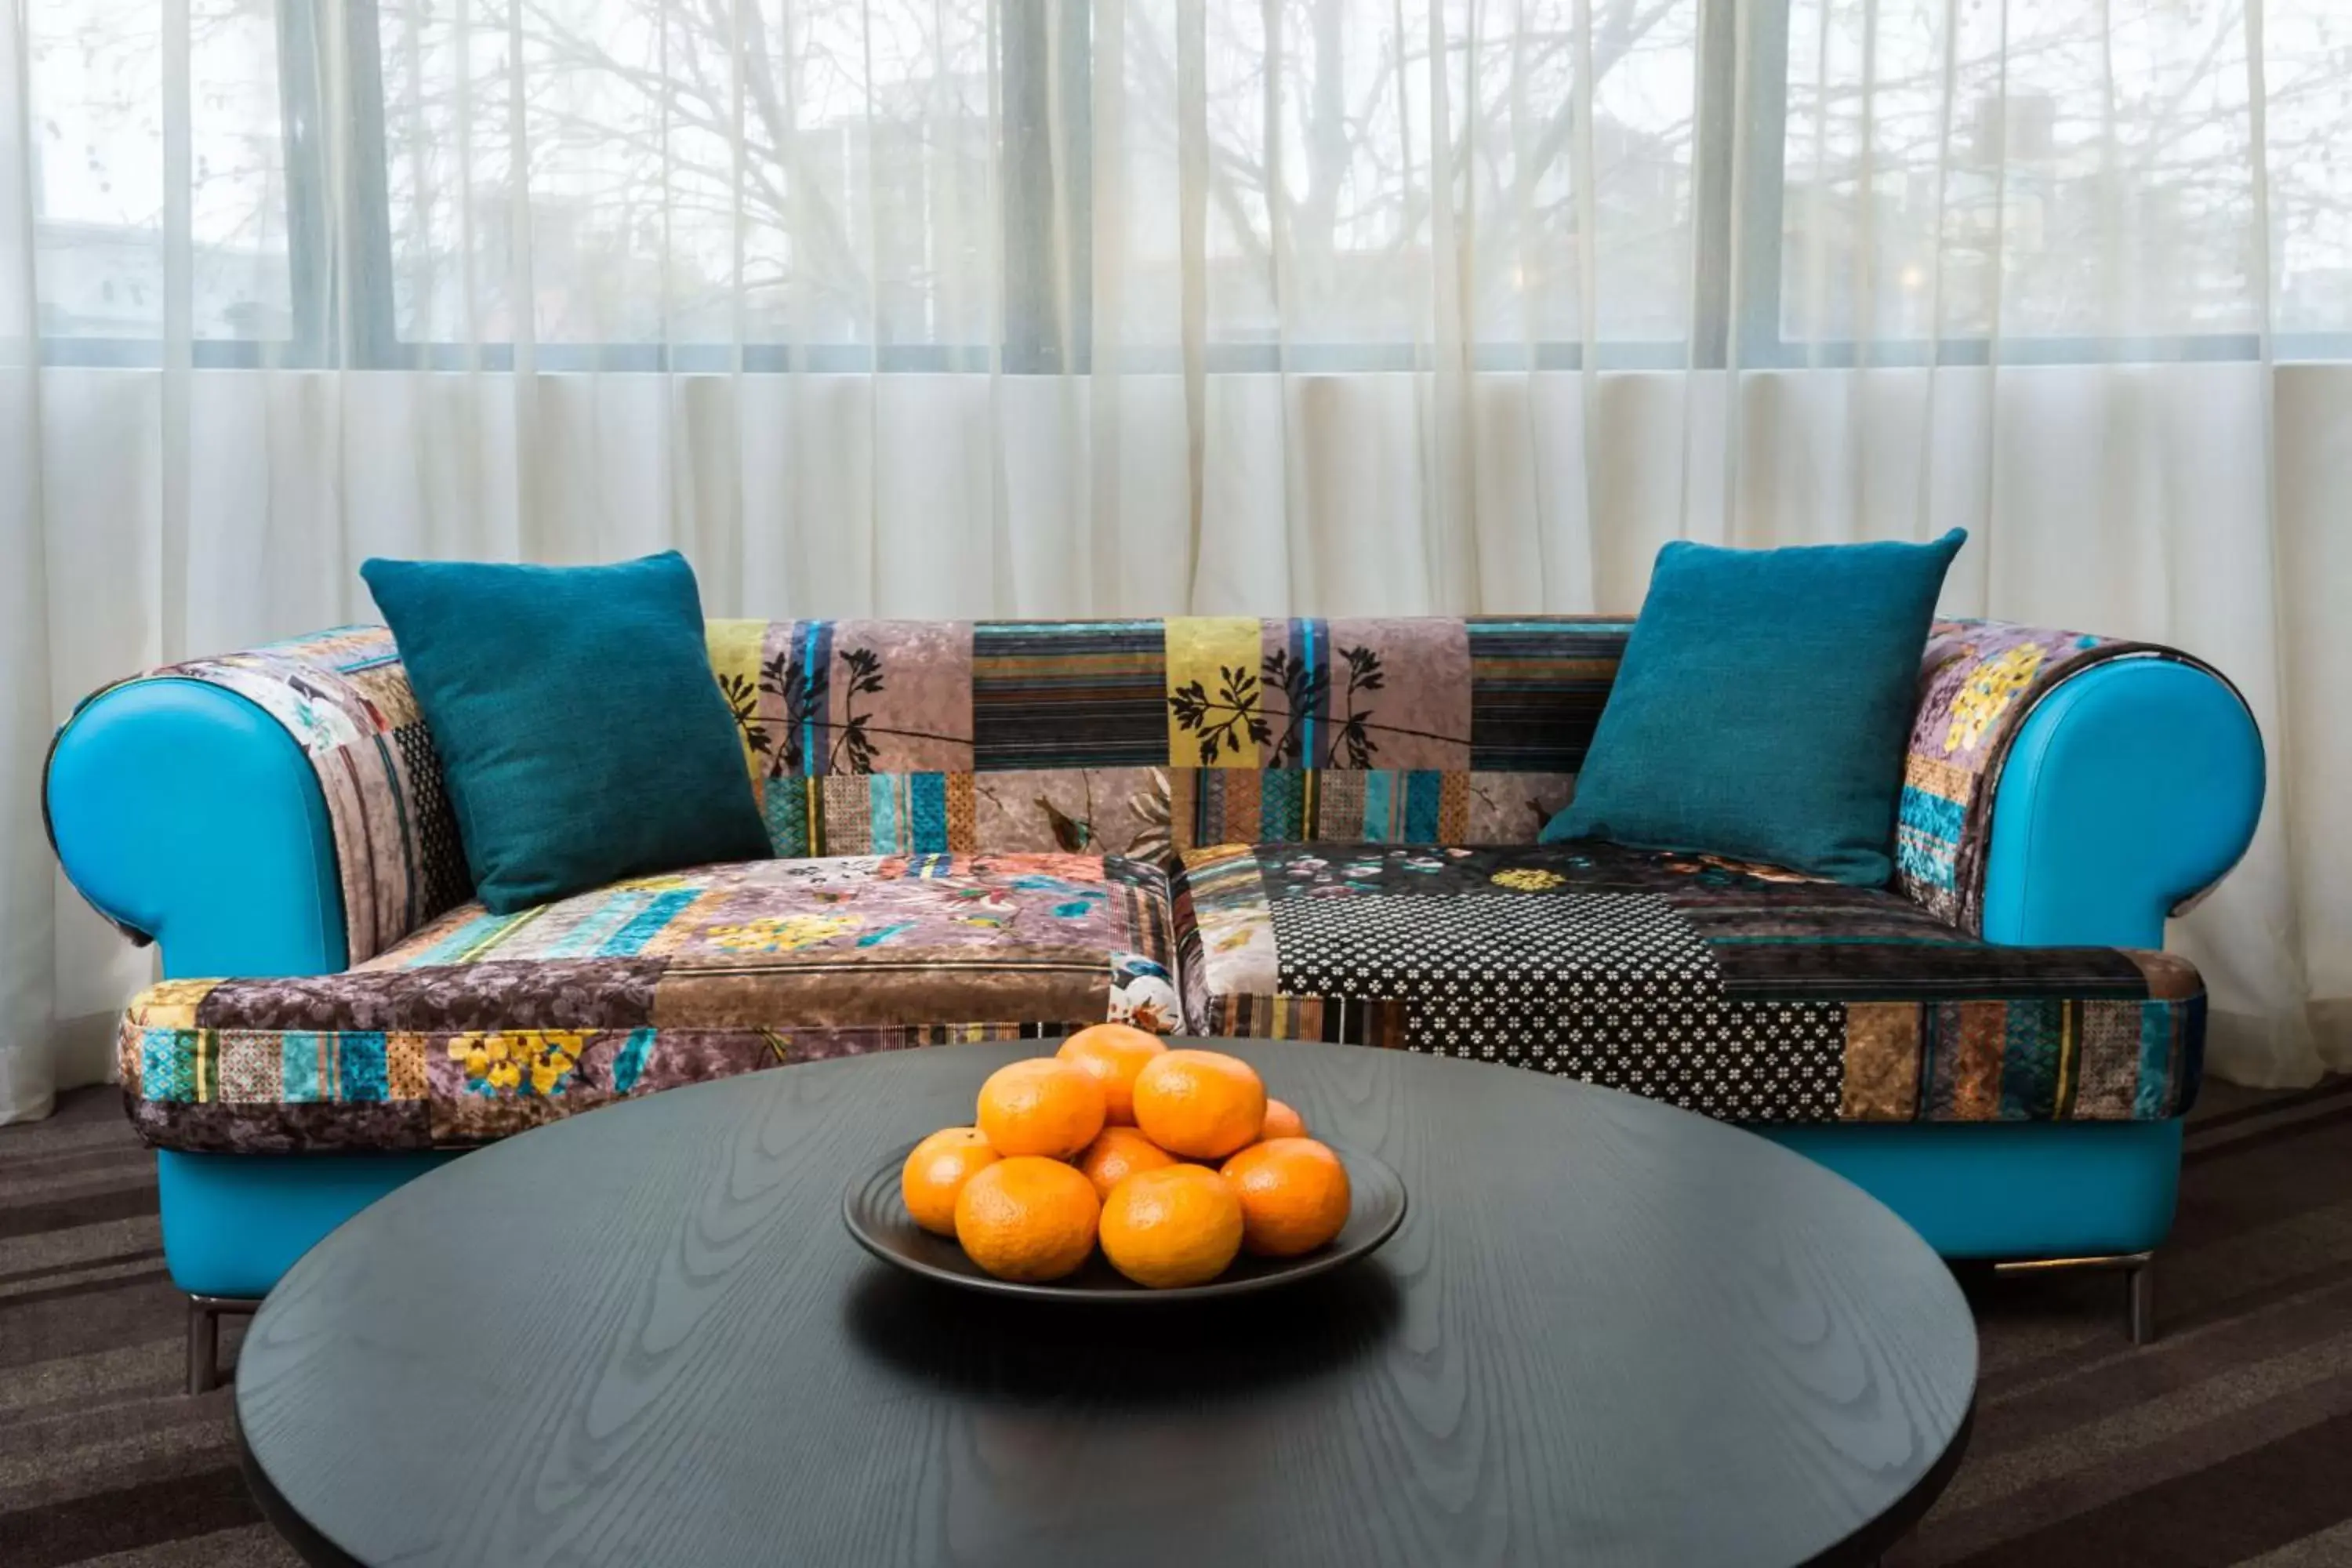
[236,1037,1976,1567]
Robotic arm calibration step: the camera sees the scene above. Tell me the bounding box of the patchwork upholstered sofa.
[46,615,2263,1385]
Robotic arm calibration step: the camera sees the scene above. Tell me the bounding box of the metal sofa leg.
[186,1294,263,1394]
[2127,1254,2158,1346]
[1991,1250,2158,1346]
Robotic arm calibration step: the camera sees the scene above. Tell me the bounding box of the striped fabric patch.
[757,774,979,856]
[1465,618,1630,772]
[401,909,536,967]
[1200,993,1410,1049]
[1175,769,1470,849]
[974,621,1167,768]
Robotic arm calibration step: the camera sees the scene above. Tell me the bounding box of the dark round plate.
[843,1138,1407,1302]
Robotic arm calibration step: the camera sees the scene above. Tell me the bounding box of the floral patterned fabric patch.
[1894,622,2237,932]
[118,851,1179,1152]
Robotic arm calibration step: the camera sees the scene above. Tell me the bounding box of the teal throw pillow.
[361,550,770,913]
[1542,529,1966,885]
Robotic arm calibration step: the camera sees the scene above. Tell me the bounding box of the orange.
[953,1156,1102,1282]
[1131,1049,1267,1160]
[1075,1125,1177,1201]
[975,1058,1107,1159]
[900,1127,1000,1236]
[1056,1024,1170,1124]
[1098,1165,1244,1288]
[1220,1138,1352,1257]
[1260,1098,1306,1140]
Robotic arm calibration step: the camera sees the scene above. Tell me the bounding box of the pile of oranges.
[900,1025,1352,1288]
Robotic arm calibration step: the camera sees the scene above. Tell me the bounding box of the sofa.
[45,614,2263,1386]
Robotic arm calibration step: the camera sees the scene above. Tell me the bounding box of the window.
[28,0,300,364]
[25,0,2352,367]
[1758,0,2352,365]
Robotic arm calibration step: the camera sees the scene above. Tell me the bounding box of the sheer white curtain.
[1,0,2343,1120]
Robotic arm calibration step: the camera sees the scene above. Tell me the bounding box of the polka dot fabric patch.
[1267,888,1842,1122]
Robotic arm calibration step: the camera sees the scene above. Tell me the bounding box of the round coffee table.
[236,1037,1975,1566]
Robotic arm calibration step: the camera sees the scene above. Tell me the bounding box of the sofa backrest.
[707,617,1621,866]
[63,612,2228,964]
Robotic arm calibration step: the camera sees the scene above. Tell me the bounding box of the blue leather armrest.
[1980,659,2263,949]
[46,678,350,979]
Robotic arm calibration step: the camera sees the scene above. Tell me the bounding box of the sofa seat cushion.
[1174,842,2202,1125]
[120,851,1179,1153]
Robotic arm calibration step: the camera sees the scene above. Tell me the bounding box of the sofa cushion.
[1175,841,2201,1125]
[119,851,1178,1152]
[361,551,771,913]
[1545,532,1965,884]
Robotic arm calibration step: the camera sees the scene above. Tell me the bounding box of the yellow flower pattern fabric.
[1943,644,2046,755]
[703,913,866,953]
[1896,621,2236,931]
[446,1030,587,1098]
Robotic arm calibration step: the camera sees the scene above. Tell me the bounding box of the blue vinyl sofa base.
[159,1149,461,1301]
[1759,1120,2180,1260]
[158,1120,2182,1301]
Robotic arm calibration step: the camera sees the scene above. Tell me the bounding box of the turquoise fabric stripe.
[910,773,948,849]
[406,912,522,967]
[281,1033,324,1103]
[1362,771,1396,838]
[1895,831,1958,891]
[542,891,653,958]
[1896,786,1965,891]
[1900,785,1967,841]
[869,775,900,852]
[798,620,829,776]
[597,889,700,956]
[1471,618,1637,633]
[342,1033,390,1102]
[2136,1003,2176,1120]
[612,1027,658,1094]
[1403,771,1443,841]
[143,1028,192,1102]
[1297,619,1321,768]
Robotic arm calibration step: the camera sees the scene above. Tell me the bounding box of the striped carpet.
[4,1080,2350,1567]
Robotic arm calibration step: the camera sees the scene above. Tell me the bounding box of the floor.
[4,1079,2350,1567]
